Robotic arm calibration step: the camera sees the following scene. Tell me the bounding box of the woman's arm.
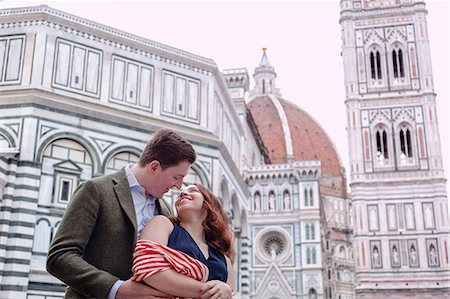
[139,216,207,297]
[225,256,234,290]
[144,269,205,298]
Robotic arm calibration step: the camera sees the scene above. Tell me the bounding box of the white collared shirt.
[124,163,157,237]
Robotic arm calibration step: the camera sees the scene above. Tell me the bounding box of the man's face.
[145,160,191,198]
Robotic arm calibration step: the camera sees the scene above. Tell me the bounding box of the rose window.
[263,236,285,256]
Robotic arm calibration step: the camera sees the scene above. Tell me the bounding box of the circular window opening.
[263,235,285,258]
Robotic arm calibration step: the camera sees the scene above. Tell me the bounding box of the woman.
[132,183,234,299]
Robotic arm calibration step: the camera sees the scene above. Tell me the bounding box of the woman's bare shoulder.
[140,215,174,244]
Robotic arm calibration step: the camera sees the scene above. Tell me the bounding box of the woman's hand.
[199,280,232,299]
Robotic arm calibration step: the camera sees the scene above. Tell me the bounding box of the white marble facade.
[0,6,250,298]
[1,1,449,299]
[340,0,450,297]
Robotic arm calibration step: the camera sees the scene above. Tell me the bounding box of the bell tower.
[340,0,450,297]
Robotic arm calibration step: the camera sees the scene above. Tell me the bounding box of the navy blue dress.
[168,223,228,282]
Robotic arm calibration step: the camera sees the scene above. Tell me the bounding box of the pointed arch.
[308,288,317,299]
[390,42,406,79]
[268,190,276,210]
[253,190,261,211]
[370,48,382,79]
[397,122,415,162]
[373,123,390,161]
[282,189,290,210]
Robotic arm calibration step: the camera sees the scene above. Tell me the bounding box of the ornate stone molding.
[0,5,215,76]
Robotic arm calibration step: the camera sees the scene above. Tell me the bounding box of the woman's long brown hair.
[195,183,235,262]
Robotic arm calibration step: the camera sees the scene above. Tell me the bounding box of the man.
[47,128,196,298]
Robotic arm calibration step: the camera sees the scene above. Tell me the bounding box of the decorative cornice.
[0,5,216,76]
[339,2,427,24]
[245,160,321,175]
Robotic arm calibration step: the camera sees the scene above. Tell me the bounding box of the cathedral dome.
[248,95,342,177]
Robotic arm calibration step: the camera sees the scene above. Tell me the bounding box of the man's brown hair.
[139,128,196,169]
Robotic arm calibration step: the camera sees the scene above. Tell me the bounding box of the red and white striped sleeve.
[132,239,209,283]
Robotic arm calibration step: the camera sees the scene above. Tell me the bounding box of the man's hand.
[200,280,232,299]
[116,279,170,299]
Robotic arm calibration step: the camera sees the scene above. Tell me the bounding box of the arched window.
[370,52,375,78]
[399,127,413,158]
[306,224,310,240]
[309,188,314,206]
[32,219,51,255]
[376,128,389,160]
[41,138,93,206]
[309,288,317,299]
[304,188,309,206]
[370,50,382,79]
[311,224,315,240]
[306,247,316,264]
[376,51,382,79]
[392,48,405,78]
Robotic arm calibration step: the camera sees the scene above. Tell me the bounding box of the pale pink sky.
[2,0,448,196]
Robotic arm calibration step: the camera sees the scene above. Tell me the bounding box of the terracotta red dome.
[247,96,342,177]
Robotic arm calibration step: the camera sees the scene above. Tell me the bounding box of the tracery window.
[370,50,382,79]
[375,128,389,160]
[307,247,317,264]
[399,127,413,158]
[310,224,315,240]
[392,48,405,78]
[305,187,314,206]
[263,235,285,260]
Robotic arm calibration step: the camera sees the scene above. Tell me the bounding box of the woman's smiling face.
[175,185,205,215]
